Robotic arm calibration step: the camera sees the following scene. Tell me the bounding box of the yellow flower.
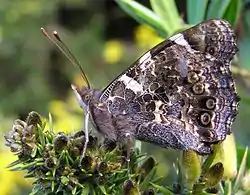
[103,40,124,64]
[73,73,88,89]
[220,134,237,179]
[134,24,164,49]
[0,149,31,195]
[48,99,82,133]
[206,134,237,180]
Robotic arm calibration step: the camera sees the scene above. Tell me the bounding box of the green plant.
[5,112,159,194]
[4,112,249,194]
[4,0,250,194]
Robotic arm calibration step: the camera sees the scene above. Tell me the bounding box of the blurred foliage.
[1,0,250,194]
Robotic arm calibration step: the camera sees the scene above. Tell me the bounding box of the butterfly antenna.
[41,28,91,89]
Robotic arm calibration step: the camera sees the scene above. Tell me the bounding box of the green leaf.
[222,0,241,25]
[140,166,157,191]
[51,180,55,193]
[30,184,42,195]
[116,0,167,37]
[10,160,40,171]
[72,186,77,195]
[98,185,108,195]
[237,146,250,168]
[9,166,23,171]
[206,0,231,19]
[6,159,21,168]
[31,146,38,158]
[38,123,46,146]
[151,183,172,195]
[81,185,90,195]
[187,0,209,24]
[234,147,248,192]
[175,158,185,191]
[150,0,183,35]
[49,112,53,132]
[224,180,232,195]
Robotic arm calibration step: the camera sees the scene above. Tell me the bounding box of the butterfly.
[42,19,240,156]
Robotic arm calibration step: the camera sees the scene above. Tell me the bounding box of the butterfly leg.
[116,132,133,178]
[79,110,90,164]
[115,115,135,176]
[125,133,133,177]
[118,132,133,176]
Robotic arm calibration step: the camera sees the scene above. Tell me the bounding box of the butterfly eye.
[84,94,90,100]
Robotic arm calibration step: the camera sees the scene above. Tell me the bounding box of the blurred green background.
[1,0,250,194]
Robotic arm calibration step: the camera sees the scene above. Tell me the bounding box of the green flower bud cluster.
[4,112,158,195]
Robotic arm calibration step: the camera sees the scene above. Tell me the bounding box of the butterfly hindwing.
[97,19,239,154]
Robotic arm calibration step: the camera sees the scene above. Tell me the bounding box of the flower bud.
[81,156,93,170]
[203,162,224,187]
[98,161,108,173]
[182,150,201,188]
[123,180,139,195]
[44,157,56,169]
[53,133,68,153]
[142,188,155,195]
[26,111,42,126]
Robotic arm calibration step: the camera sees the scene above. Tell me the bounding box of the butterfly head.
[71,84,93,110]
[71,84,102,112]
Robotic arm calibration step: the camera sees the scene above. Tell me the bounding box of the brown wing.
[100,19,239,154]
